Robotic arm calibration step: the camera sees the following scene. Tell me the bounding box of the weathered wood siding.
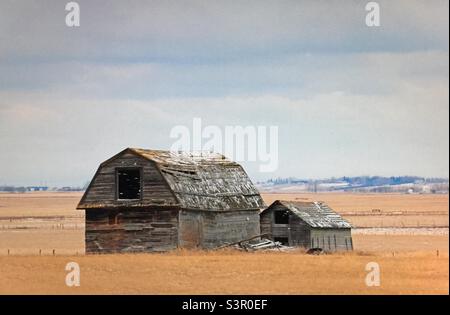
[85,208,179,253]
[79,152,178,209]
[288,216,311,247]
[262,208,288,240]
[179,210,260,248]
[309,228,352,251]
[202,210,261,248]
[260,205,352,251]
[178,211,203,248]
[260,210,272,236]
[261,203,309,246]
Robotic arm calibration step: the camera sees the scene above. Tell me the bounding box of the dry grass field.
[0,192,82,217]
[0,251,447,294]
[0,191,448,294]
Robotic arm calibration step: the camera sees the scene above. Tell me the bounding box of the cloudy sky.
[0,0,448,186]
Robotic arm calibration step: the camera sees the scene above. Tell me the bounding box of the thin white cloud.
[0,79,448,185]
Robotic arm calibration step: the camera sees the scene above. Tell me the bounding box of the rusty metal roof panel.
[130,148,265,211]
[274,200,352,229]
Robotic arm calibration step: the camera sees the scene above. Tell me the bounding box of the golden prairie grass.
[0,192,82,217]
[0,250,447,294]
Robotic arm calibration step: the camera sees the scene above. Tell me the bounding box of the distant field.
[0,251,447,294]
[0,192,82,217]
[1,191,448,216]
[0,191,448,228]
[262,192,449,213]
[0,191,448,255]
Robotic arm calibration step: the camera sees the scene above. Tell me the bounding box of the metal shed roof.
[265,200,352,229]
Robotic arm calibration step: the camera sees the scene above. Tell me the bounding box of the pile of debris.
[238,238,295,252]
[216,234,295,252]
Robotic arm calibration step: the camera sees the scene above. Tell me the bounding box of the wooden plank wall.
[260,210,272,237]
[309,228,353,251]
[288,216,311,247]
[85,208,179,253]
[178,211,202,248]
[79,152,178,208]
[260,205,352,251]
[202,210,261,248]
[179,210,261,249]
[261,204,291,242]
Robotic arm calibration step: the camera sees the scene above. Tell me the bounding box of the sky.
[0,0,448,186]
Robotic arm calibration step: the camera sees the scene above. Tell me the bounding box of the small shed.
[260,200,353,251]
[77,148,265,253]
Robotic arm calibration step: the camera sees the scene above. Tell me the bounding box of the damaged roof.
[266,200,352,229]
[123,148,265,211]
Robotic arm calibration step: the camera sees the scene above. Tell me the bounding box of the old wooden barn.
[260,200,353,251]
[77,148,265,253]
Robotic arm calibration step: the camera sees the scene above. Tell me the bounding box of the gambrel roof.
[263,200,352,228]
[132,148,265,211]
[78,148,265,211]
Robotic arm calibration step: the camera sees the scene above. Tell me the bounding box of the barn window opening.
[117,168,141,200]
[274,237,289,245]
[274,210,289,224]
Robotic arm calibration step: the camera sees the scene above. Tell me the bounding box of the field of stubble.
[0,192,448,294]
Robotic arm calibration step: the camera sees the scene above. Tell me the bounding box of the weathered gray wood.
[261,201,353,251]
[79,148,265,254]
[85,208,179,254]
[179,210,261,249]
[78,152,178,209]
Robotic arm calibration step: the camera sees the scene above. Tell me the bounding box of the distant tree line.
[262,176,449,188]
[0,186,84,192]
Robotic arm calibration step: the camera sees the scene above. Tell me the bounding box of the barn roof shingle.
[128,148,265,211]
